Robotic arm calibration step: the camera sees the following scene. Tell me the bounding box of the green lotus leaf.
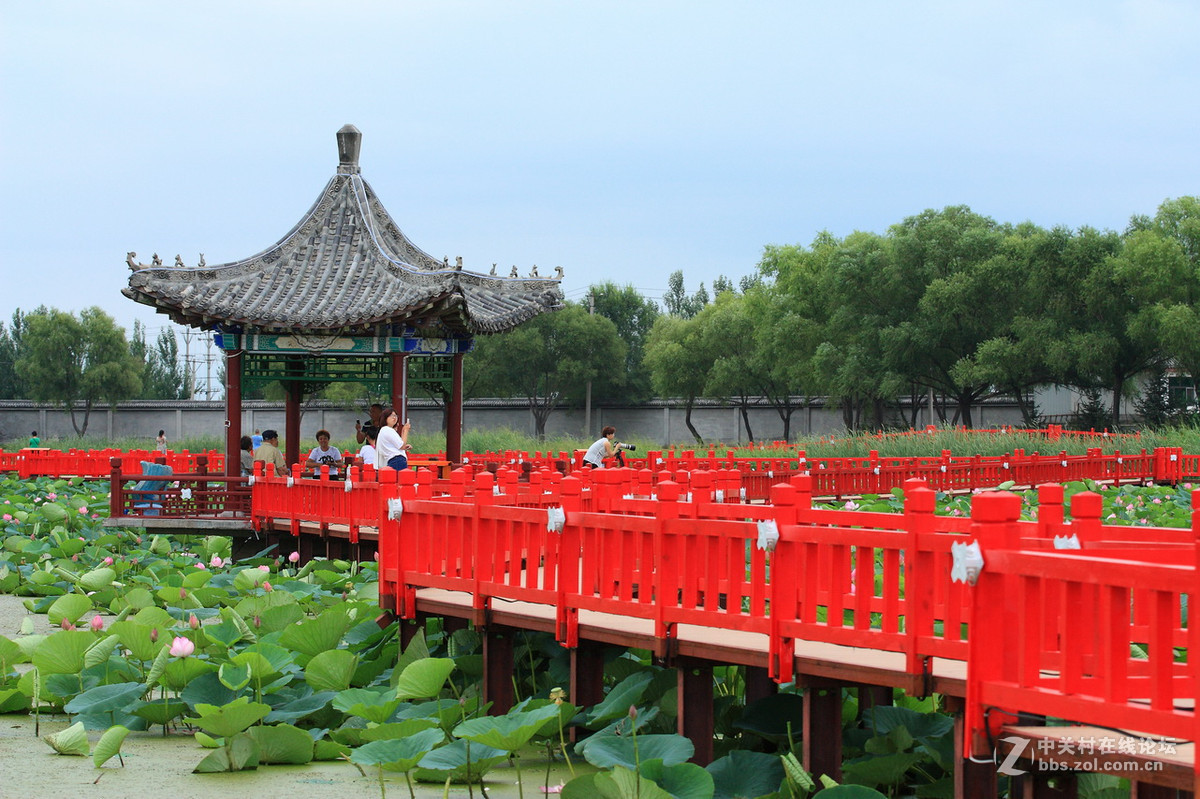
[332,687,400,724]
[453,702,562,752]
[83,635,121,669]
[129,698,189,726]
[314,739,351,761]
[263,690,335,724]
[414,739,506,783]
[204,616,246,648]
[185,696,272,740]
[64,681,146,717]
[245,723,315,765]
[304,649,357,693]
[0,634,26,670]
[32,630,94,674]
[43,721,89,756]
[351,728,444,772]
[279,607,351,658]
[181,569,212,589]
[586,671,654,726]
[110,620,167,663]
[193,731,259,772]
[218,661,252,691]
[79,567,116,592]
[579,733,695,769]
[359,718,440,742]
[707,750,786,799]
[161,656,216,692]
[0,687,30,712]
[195,730,221,749]
[393,657,455,700]
[232,567,271,592]
[40,503,67,523]
[119,587,155,611]
[47,593,92,627]
[93,725,130,768]
[145,646,171,688]
[132,606,175,629]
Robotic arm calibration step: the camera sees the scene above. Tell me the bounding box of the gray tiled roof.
[123,128,563,335]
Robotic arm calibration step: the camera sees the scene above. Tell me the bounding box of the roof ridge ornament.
[337,124,362,175]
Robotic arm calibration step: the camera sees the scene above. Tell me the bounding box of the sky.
[2,1,1198,377]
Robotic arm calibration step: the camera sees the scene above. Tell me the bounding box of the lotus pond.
[1,474,1183,798]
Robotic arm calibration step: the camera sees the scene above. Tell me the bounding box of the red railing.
[9,448,225,479]
[108,458,251,519]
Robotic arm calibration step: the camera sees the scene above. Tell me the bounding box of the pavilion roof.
[123,126,564,336]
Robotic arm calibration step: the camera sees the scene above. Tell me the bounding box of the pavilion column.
[224,349,243,477]
[285,382,302,468]
[448,351,464,463]
[391,352,407,422]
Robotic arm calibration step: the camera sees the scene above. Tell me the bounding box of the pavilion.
[123,125,564,474]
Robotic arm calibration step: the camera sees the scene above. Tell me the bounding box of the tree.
[662,270,709,318]
[466,304,625,439]
[0,308,35,399]
[146,328,188,399]
[16,307,142,435]
[588,282,660,403]
[644,314,712,444]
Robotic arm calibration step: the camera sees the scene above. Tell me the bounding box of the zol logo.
[996,736,1029,776]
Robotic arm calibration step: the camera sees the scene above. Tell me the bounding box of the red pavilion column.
[447,351,464,463]
[285,382,302,468]
[224,349,243,477]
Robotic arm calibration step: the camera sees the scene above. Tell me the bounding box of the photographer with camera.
[582,425,636,468]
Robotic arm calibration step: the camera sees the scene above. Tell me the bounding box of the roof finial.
[337,125,362,175]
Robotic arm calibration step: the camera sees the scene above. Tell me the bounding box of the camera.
[616,442,636,452]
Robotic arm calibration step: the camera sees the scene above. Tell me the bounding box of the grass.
[12,422,1200,460]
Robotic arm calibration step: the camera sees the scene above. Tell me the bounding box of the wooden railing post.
[903,478,937,676]
[109,457,123,518]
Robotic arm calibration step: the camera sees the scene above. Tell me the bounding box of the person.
[357,425,378,469]
[375,406,412,471]
[583,426,617,468]
[356,403,384,445]
[305,429,343,477]
[254,429,288,475]
[155,430,168,454]
[28,431,40,447]
[239,435,254,476]
[251,429,263,450]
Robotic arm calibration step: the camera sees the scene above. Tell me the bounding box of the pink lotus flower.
[1152,497,1163,504]
[195,563,206,569]
[78,506,88,515]
[210,555,224,568]
[262,581,273,592]
[61,618,75,631]
[103,556,113,565]
[47,493,57,500]
[258,565,270,572]
[843,500,860,510]
[2,514,11,522]
[288,551,300,563]
[90,615,104,632]
[169,636,195,658]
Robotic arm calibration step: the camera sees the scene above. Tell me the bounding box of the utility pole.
[182,328,194,400]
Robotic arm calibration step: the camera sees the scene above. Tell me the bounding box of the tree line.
[465,197,1200,441]
[0,308,188,435]
[4,196,1196,442]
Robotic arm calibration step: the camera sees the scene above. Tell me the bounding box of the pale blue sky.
[2,1,1198,345]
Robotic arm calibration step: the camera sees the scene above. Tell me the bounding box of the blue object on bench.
[131,461,172,516]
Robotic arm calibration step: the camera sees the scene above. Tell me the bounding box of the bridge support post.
[1015,772,1077,798]
[802,678,843,783]
[857,684,893,719]
[570,642,606,709]
[677,658,714,765]
[483,626,515,715]
[745,666,777,705]
[950,700,997,799]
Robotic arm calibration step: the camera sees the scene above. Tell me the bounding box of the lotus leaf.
[79,567,116,592]
[393,656,454,700]
[129,698,189,726]
[32,629,94,674]
[193,731,259,772]
[707,750,786,799]
[185,696,271,739]
[92,724,130,768]
[264,690,335,724]
[579,732,695,769]
[245,723,315,764]
[218,661,252,691]
[414,739,507,784]
[453,702,562,752]
[47,593,92,627]
[586,671,654,726]
[304,648,357,693]
[333,687,400,724]
[279,607,351,658]
[64,681,146,719]
[43,720,89,756]
[82,635,121,669]
[351,728,444,772]
[161,656,216,692]
[358,718,440,742]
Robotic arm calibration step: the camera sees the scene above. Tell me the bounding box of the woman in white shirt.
[375,407,412,471]
[357,426,378,470]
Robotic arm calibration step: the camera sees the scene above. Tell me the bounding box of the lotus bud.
[549,687,565,705]
[71,554,78,562]
[90,615,104,632]
[179,587,187,600]
[288,551,300,563]
[103,556,113,565]
[253,615,261,629]
[258,564,270,572]
[189,613,200,630]
[628,705,638,720]
[168,636,195,658]
[210,554,223,569]
[60,618,75,631]
[150,627,159,643]
[262,581,272,592]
